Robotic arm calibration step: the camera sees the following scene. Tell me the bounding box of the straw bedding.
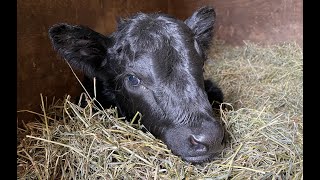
[17,41,303,179]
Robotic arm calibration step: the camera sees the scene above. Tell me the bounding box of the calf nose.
[190,134,209,153]
[190,120,224,153]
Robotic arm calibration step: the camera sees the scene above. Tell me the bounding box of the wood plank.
[168,0,302,46]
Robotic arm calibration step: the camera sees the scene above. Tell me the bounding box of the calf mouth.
[183,154,214,164]
[182,147,223,164]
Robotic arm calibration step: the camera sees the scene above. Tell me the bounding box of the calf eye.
[126,74,140,87]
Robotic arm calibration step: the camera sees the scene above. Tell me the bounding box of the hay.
[17,41,303,179]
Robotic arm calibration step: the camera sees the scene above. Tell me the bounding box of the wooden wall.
[17,0,302,126]
[168,0,302,46]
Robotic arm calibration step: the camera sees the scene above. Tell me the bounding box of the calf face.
[48,6,224,163]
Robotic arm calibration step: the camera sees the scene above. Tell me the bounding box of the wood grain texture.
[168,0,302,46]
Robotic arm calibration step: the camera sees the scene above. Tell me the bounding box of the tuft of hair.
[18,41,302,179]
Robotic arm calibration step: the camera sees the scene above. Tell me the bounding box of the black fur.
[49,6,224,164]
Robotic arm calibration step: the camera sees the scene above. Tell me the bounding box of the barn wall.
[168,0,302,46]
[17,0,167,125]
[17,0,302,126]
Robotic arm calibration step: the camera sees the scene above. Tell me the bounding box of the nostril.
[190,135,208,152]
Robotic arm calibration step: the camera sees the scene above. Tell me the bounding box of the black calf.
[49,6,224,164]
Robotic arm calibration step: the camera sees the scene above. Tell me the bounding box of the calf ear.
[185,6,216,51]
[48,23,111,78]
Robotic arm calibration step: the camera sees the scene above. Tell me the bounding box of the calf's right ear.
[185,6,216,51]
[48,23,111,78]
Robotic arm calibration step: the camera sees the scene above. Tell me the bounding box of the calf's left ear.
[185,6,216,51]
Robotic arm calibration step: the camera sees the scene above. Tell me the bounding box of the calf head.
[49,6,224,163]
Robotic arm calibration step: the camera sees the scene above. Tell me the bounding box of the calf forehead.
[118,13,205,82]
[127,48,203,88]
[151,48,200,80]
[117,13,195,53]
